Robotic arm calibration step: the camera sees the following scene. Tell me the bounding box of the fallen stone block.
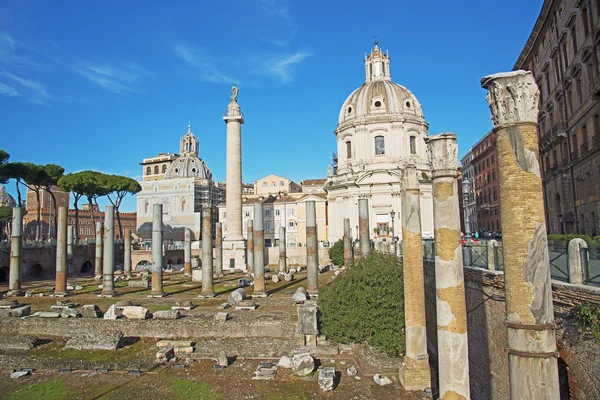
[10,305,31,318]
[128,279,149,288]
[103,304,118,320]
[65,330,123,351]
[75,285,84,290]
[191,269,202,282]
[217,351,228,367]
[0,299,20,309]
[217,302,231,310]
[318,367,336,391]
[174,346,194,355]
[272,275,280,283]
[66,285,75,291]
[373,374,392,386]
[157,340,194,348]
[253,363,277,380]
[346,365,358,377]
[153,310,180,320]
[122,306,150,320]
[10,371,30,379]
[292,287,308,303]
[215,312,229,321]
[277,356,293,369]
[36,311,61,318]
[156,346,175,362]
[81,305,103,318]
[227,288,246,305]
[0,335,38,350]
[115,300,134,308]
[235,300,257,311]
[284,273,294,282]
[292,353,314,377]
[60,308,82,318]
[238,278,251,287]
[172,301,195,310]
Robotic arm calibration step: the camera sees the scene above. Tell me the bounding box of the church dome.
[337,42,424,126]
[0,185,16,207]
[164,124,214,180]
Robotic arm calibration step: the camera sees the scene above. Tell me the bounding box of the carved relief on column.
[481,70,539,128]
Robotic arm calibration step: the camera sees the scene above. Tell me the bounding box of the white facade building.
[325,42,434,243]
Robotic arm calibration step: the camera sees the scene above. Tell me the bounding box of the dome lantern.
[365,40,391,83]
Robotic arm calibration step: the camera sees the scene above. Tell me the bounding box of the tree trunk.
[35,189,41,241]
[73,196,80,241]
[47,189,58,239]
[15,180,22,208]
[87,195,96,235]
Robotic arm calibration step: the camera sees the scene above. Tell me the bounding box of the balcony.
[590,74,600,97]
[570,150,578,162]
[539,122,567,152]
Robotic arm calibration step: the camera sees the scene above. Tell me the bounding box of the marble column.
[482,71,559,399]
[215,222,223,276]
[95,222,103,277]
[102,206,116,296]
[184,228,192,276]
[358,198,370,256]
[201,206,214,297]
[8,206,23,296]
[151,204,163,296]
[222,90,246,268]
[247,220,254,273]
[399,166,431,390]
[427,133,469,400]
[124,228,132,277]
[54,206,68,296]
[306,200,318,294]
[67,225,74,274]
[343,218,352,267]
[253,202,266,296]
[279,226,286,273]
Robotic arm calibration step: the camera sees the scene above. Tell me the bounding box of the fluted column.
[151,204,163,296]
[8,206,23,296]
[103,206,116,296]
[201,206,214,297]
[54,206,68,296]
[253,203,265,296]
[399,166,431,390]
[482,71,559,399]
[95,222,103,277]
[306,200,318,294]
[184,228,192,276]
[427,133,469,400]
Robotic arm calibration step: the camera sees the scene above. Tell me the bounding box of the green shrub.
[328,238,344,267]
[578,302,600,342]
[318,251,405,356]
[594,236,600,247]
[547,234,593,244]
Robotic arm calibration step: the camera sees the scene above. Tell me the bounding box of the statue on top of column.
[231,83,239,101]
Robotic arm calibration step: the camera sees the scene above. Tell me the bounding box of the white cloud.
[172,43,237,84]
[262,51,312,84]
[0,69,52,104]
[0,82,19,96]
[260,0,294,27]
[0,30,41,69]
[74,62,154,94]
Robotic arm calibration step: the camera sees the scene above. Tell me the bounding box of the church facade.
[325,42,434,243]
[136,125,219,240]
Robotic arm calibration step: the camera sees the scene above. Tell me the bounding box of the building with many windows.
[254,174,302,196]
[460,150,477,235]
[471,131,500,234]
[23,186,70,240]
[68,204,136,241]
[514,0,600,235]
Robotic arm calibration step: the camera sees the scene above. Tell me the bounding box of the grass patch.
[147,304,174,312]
[33,338,152,364]
[168,378,220,400]
[9,379,67,400]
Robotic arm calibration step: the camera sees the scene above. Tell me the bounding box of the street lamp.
[389,209,395,237]
[461,178,471,243]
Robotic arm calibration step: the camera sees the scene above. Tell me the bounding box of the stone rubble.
[103,304,118,320]
[65,330,123,351]
[373,374,392,386]
[291,352,315,377]
[215,312,229,321]
[153,310,180,320]
[228,288,246,305]
[346,365,358,377]
[235,300,257,310]
[318,367,336,391]
[156,346,175,363]
[217,350,229,367]
[121,306,150,320]
[81,304,103,318]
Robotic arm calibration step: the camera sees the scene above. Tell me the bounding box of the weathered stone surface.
[318,367,336,391]
[174,346,194,355]
[284,273,294,282]
[297,303,318,336]
[218,350,229,367]
[81,305,103,318]
[115,300,134,308]
[9,305,31,317]
[373,374,392,386]
[293,287,308,303]
[347,365,358,376]
[60,308,82,318]
[272,275,280,283]
[36,311,61,318]
[235,300,257,310]
[292,353,314,376]
[153,310,180,320]
[122,306,150,320]
[278,356,293,368]
[156,346,174,362]
[215,312,229,321]
[0,299,20,309]
[65,330,123,350]
[0,335,37,350]
[217,302,231,309]
[253,363,277,380]
[172,301,194,310]
[228,288,246,305]
[10,371,30,379]
[157,340,194,348]
[128,279,149,288]
[103,304,118,320]
[192,269,202,282]
[238,278,251,287]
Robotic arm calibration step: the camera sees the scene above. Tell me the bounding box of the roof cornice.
[513,0,553,70]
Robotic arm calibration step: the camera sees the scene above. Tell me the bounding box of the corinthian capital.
[481,70,539,128]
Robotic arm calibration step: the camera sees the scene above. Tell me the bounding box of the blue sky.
[0,0,543,212]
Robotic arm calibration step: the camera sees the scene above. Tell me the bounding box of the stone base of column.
[6,290,23,297]
[148,294,166,298]
[223,239,247,271]
[184,262,192,276]
[306,286,319,295]
[98,293,116,298]
[399,355,431,391]
[199,290,215,298]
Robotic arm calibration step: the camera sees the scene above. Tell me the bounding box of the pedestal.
[223,239,247,271]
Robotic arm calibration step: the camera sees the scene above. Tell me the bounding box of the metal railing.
[582,247,600,287]
[548,241,570,282]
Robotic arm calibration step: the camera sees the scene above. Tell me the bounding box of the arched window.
[181,200,186,212]
[144,202,149,214]
[154,166,159,174]
[162,165,167,173]
[374,136,385,155]
[346,141,352,159]
[146,167,151,175]
[409,136,417,155]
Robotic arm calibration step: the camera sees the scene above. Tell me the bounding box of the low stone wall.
[0,311,297,340]
[423,260,600,400]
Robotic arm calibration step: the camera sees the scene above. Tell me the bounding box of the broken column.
[482,71,559,398]
[306,200,318,294]
[95,222,103,277]
[253,202,266,296]
[215,222,223,276]
[201,206,214,297]
[343,218,352,267]
[67,225,74,274]
[399,166,431,390]
[54,206,68,296]
[358,198,370,256]
[124,228,132,277]
[279,226,287,273]
[103,205,116,296]
[427,133,470,400]
[184,228,192,276]
[8,206,23,296]
[151,204,164,296]
[247,219,254,273]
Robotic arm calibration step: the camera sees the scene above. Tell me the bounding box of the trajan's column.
[222,84,246,270]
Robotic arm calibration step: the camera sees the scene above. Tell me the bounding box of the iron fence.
[548,241,569,282]
[582,247,600,287]
[469,245,488,268]
[494,246,504,271]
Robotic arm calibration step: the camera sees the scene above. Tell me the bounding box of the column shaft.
[279,226,286,273]
[253,203,265,295]
[306,200,318,293]
[9,206,23,295]
[201,206,214,296]
[215,222,223,276]
[358,198,370,256]
[247,220,254,273]
[343,218,352,267]
[55,206,68,295]
[124,228,132,276]
[428,134,470,400]
[151,204,163,296]
[95,222,103,277]
[482,71,559,399]
[184,228,192,275]
[67,225,74,274]
[224,100,244,241]
[103,206,115,296]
